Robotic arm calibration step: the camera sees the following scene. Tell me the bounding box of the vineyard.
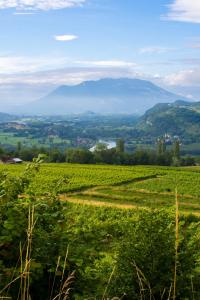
[1,163,200,214]
[1,162,200,300]
[0,163,158,193]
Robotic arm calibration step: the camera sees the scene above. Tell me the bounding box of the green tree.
[173,139,180,159]
[94,142,108,152]
[17,141,22,153]
[66,148,94,164]
[94,148,117,164]
[48,148,65,162]
[116,139,125,153]
[157,138,166,155]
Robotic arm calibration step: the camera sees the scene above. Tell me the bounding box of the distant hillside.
[136,100,200,141]
[18,78,185,115]
[0,112,16,123]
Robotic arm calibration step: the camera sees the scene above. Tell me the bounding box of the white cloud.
[0,55,70,74]
[163,69,200,86]
[0,0,86,11]
[75,60,137,68]
[0,56,138,75]
[14,12,35,15]
[54,34,78,41]
[164,0,200,23]
[139,46,173,54]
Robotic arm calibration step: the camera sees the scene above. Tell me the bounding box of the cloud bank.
[165,0,200,23]
[0,0,86,11]
[0,55,137,74]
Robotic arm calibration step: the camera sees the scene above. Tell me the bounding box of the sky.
[1,0,200,108]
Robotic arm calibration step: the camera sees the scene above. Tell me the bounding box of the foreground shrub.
[110,210,200,299]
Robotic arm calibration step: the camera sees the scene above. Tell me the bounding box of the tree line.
[0,138,196,166]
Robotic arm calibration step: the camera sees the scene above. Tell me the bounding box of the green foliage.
[0,157,70,300]
[94,142,108,152]
[48,148,66,162]
[157,138,166,155]
[116,139,125,153]
[111,210,200,299]
[66,148,94,164]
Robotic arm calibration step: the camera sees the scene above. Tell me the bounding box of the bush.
[110,210,200,299]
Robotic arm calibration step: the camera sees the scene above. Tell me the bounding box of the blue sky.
[1,0,200,106]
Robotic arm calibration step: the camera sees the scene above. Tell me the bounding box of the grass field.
[1,163,200,215]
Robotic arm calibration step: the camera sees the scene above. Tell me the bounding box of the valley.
[1,99,200,156]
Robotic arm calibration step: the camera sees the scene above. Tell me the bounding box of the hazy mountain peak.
[17,78,188,115]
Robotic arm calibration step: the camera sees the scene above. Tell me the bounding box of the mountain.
[136,100,200,141]
[17,78,186,115]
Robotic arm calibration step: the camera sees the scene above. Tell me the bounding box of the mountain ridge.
[16,78,188,115]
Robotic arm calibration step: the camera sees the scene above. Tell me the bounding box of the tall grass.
[0,206,35,300]
[20,206,35,300]
[172,188,179,300]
